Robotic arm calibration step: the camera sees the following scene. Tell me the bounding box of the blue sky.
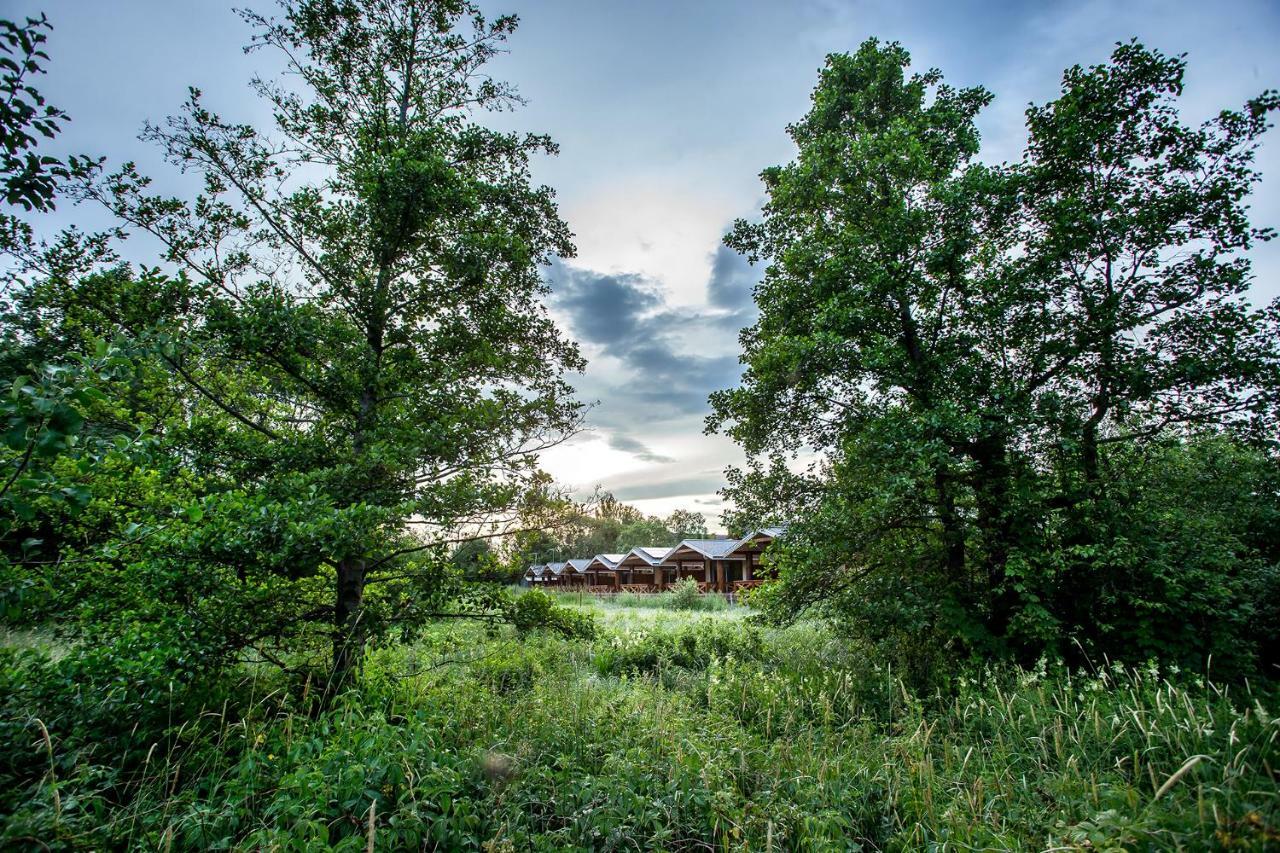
[17,0,1280,528]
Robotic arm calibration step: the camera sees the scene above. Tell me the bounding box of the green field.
[4,595,1276,850]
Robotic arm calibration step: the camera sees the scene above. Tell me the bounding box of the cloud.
[547,259,749,419]
[549,264,661,345]
[706,243,759,312]
[611,474,729,502]
[606,431,675,463]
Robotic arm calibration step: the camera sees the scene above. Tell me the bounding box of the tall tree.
[711,38,1280,672]
[87,0,584,687]
[710,40,1003,650]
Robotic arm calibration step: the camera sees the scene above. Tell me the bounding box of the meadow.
[2,593,1276,851]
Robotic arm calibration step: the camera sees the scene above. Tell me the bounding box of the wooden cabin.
[724,527,784,592]
[584,553,626,591]
[611,546,672,592]
[660,538,744,592]
[534,527,786,597]
[564,558,592,586]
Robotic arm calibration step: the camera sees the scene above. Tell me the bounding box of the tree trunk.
[935,469,967,584]
[971,432,1018,646]
[331,556,368,692]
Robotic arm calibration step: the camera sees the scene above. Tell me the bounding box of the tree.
[711,38,1280,674]
[85,0,584,688]
[710,39,1002,659]
[0,14,96,219]
[615,517,673,554]
[665,508,706,540]
[0,15,150,623]
[451,537,497,579]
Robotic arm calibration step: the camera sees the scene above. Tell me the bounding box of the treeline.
[446,492,706,580]
[510,491,707,565]
[710,39,1280,682]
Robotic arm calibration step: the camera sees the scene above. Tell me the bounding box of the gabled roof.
[586,553,626,571]
[565,558,592,573]
[615,546,671,570]
[729,527,786,555]
[662,537,743,563]
[524,563,543,577]
[545,561,566,576]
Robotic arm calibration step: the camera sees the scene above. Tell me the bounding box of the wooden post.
[655,566,665,590]
[745,553,754,581]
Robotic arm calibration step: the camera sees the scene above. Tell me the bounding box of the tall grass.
[2,614,1276,849]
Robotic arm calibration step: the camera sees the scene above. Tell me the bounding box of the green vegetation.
[2,3,1278,848]
[546,580,731,613]
[514,491,710,566]
[710,38,1280,680]
[3,602,1276,849]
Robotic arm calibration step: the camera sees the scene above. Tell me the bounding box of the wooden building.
[564,558,592,586]
[611,546,671,592]
[659,538,743,592]
[584,553,625,590]
[524,527,785,596]
[723,527,784,592]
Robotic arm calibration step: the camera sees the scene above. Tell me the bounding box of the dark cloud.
[606,432,675,464]
[549,263,660,344]
[547,260,747,419]
[706,243,760,312]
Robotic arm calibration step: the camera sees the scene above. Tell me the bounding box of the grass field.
[2,594,1277,850]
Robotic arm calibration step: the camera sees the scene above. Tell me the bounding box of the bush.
[592,619,766,677]
[509,587,596,640]
[669,577,703,610]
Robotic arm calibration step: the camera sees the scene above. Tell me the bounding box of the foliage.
[0,14,96,221]
[667,577,703,610]
[510,489,707,564]
[603,578,739,613]
[2,609,1275,849]
[449,537,520,584]
[614,516,672,553]
[508,587,595,639]
[6,0,592,689]
[710,38,1280,676]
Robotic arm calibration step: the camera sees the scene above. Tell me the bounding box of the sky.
[15,0,1280,530]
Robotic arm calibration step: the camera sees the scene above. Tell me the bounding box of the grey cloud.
[548,261,747,418]
[549,262,661,345]
[606,431,675,463]
[706,243,760,312]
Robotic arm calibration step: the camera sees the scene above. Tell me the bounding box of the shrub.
[669,577,704,610]
[509,587,596,640]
